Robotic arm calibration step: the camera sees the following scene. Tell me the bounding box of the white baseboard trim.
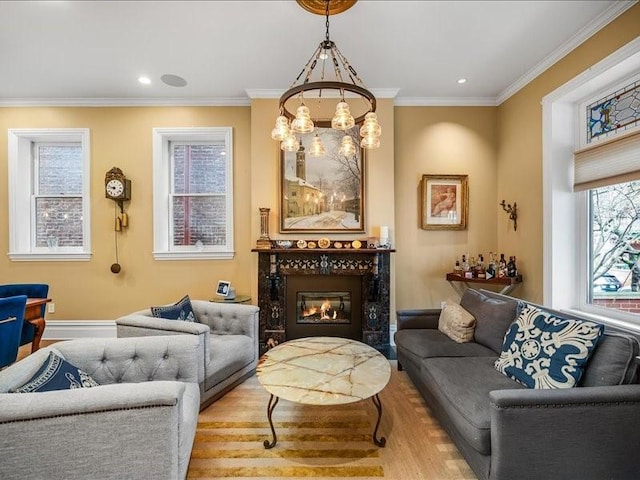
[42,320,117,340]
[389,323,397,346]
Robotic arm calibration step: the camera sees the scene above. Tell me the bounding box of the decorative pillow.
[12,351,100,393]
[494,303,604,389]
[151,294,196,322]
[438,300,476,343]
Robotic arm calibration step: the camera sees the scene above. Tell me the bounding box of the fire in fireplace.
[298,291,350,324]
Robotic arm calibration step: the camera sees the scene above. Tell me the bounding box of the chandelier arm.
[279,81,376,126]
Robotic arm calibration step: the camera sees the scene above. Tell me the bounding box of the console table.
[446,273,523,296]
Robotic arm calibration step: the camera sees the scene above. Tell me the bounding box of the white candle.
[380,226,389,239]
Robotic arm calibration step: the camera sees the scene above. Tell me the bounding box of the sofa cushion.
[579,331,640,386]
[151,294,196,322]
[205,334,256,391]
[12,351,100,393]
[421,356,525,455]
[395,329,496,363]
[438,300,476,343]
[495,303,604,389]
[460,289,519,353]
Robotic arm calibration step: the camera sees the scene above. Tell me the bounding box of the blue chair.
[0,284,49,350]
[0,295,28,368]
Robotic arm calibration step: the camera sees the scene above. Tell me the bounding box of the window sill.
[8,252,92,262]
[153,250,235,261]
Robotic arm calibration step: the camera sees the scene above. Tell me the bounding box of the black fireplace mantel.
[252,247,394,353]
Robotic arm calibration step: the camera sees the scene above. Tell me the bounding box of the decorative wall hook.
[500,200,518,231]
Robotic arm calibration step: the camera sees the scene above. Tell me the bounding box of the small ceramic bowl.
[275,240,293,249]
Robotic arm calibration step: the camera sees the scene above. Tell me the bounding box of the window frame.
[152,127,234,260]
[542,37,640,333]
[7,128,91,261]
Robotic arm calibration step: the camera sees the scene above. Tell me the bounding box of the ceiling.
[0,0,635,106]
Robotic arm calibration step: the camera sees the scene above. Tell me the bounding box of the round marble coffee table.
[256,336,391,448]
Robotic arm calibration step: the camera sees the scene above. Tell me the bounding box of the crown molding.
[394,97,498,107]
[496,0,638,105]
[0,97,251,107]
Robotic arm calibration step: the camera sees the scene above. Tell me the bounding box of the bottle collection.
[453,252,518,279]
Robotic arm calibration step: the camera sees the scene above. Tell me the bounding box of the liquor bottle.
[486,252,496,279]
[498,253,507,278]
[469,256,477,278]
[476,254,486,279]
[507,256,517,277]
[462,254,473,279]
[454,258,462,275]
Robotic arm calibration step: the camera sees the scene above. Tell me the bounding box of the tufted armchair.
[116,300,259,409]
[0,335,200,480]
[0,283,49,351]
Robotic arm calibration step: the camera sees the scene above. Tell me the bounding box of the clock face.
[106,179,124,198]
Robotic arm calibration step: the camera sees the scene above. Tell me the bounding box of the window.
[7,129,91,261]
[152,127,233,260]
[543,37,640,332]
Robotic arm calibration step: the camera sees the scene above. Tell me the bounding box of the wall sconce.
[500,200,518,231]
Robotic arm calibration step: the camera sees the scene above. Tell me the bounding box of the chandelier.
[271,0,381,155]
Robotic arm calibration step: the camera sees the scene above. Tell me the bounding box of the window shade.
[573,129,640,191]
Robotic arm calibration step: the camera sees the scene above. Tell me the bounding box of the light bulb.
[339,135,356,156]
[271,115,290,141]
[361,134,380,149]
[331,101,355,130]
[308,134,326,157]
[290,105,315,134]
[359,112,381,138]
[281,133,300,152]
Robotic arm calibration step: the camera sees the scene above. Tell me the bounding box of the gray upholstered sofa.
[0,335,201,480]
[395,288,640,480]
[116,300,259,409]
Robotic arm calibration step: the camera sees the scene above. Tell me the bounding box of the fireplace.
[286,275,361,341]
[253,246,393,353]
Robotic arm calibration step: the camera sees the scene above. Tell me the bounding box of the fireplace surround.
[253,245,393,353]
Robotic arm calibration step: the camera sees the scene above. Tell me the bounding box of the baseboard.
[42,320,117,339]
[390,323,397,346]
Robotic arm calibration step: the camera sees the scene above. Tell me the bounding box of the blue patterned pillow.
[495,303,604,389]
[151,294,196,322]
[12,351,100,393]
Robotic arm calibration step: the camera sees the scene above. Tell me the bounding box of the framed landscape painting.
[280,126,365,232]
[420,174,468,230]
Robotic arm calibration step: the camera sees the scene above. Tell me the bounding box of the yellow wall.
[1,4,638,324]
[497,3,640,303]
[0,106,253,319]
[394,107,498,309]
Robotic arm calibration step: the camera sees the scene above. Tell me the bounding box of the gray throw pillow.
[459,289,518,353]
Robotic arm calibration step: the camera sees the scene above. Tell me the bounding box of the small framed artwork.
[420,174,468,230]
[215,280,231,297]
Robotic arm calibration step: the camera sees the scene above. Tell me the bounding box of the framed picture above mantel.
[420,174,468,230]
[280,126,365,233]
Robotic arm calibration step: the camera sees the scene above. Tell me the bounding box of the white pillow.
[438,299,476,343]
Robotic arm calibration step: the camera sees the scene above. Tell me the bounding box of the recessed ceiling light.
[457,78,467,84]
[138,76,151,85]
[161,74,188,88]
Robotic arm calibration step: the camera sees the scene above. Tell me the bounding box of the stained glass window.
[587,78,640,143]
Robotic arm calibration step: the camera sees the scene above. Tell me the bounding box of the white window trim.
[542,37,640,333]
[7,128,91,261]
[152,127,234,260]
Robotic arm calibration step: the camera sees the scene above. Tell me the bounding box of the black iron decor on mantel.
[252,247,394,355]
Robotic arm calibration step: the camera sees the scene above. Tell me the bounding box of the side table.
[209,294,251,304]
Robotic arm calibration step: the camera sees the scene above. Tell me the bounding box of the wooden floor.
[15,342,477,479]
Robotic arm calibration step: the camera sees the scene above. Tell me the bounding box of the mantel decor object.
[257,208,272,249]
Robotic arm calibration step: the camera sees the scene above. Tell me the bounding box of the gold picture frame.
[420,174,468,230]
[280,126,365,233]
